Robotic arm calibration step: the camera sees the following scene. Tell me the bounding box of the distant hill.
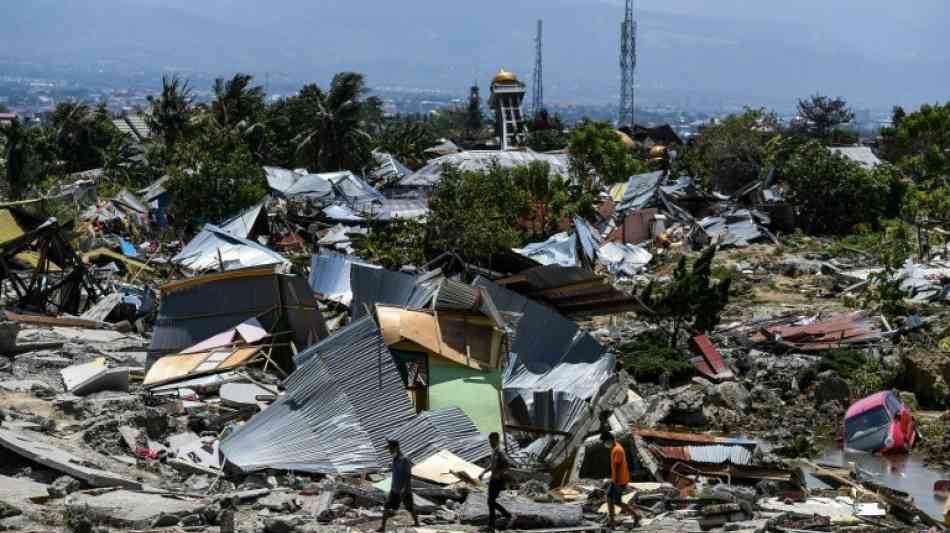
[3,0,948,108]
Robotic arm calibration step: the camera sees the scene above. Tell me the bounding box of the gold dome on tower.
[492,68,519,84]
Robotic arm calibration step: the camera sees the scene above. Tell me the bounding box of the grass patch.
[617,331,695,384]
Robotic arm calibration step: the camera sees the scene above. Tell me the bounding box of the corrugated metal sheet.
[389,407,492,464]
[309,253,379,305]
[172,224,288,273]
[655,445,753,466]
[219,202,266,239]
[148,270,327,368]
[617,171,664,212]
[349,264,437,319]
[494,265,646,317]
[222,315,415,474]
[829,147,881,169]
[400,150,571,188]
[635,429,757,446]
[752,312,881,351]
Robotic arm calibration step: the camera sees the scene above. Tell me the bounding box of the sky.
[3,0,948,111]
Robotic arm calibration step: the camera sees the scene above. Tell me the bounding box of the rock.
[264,517,304,533]
[150,514,180,528]
[518,479,549,500]
[179,514,204,527]
[0,501,21,519]
[814,371,850,405]
[255,492,301,513]
[460,492,582,528]
[711,381,750,412]
[48,476,81,498]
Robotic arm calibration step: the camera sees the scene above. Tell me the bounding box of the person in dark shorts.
[378,440,419,532]
[478,432,513,532]
[601,432,640,528]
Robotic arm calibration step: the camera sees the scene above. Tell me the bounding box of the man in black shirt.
[378,440,419,532]
[478,433,513,532]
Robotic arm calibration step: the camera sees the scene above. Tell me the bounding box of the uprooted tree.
[637,245,732,349]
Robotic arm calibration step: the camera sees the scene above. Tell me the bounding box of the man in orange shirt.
[601,432,640,528]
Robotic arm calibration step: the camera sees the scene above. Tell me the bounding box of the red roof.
[845,391,889,419]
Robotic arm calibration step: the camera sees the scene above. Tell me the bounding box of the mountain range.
[3,0,948,109]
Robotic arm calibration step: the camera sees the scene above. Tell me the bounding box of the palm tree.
[211,73,265,130]
[294,72,375,172]
[146,75,194,154]
[1,118,30,200]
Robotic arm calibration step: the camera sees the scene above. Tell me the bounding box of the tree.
[426,163,530,266]
[526,109,568,152]
[146,75,195,157]
[879,102,950,181]
[295,72,375,173]
[375,119,437,171]
[211,73,265,131]
[780,141,895,234]
[50,102,117,173]
[568,120,648,189]
[352,218,427,270]
[795,94,855,141]
[165,129,267,231]
[684,108,780,193]
[99,133,148,192]
[1,118,31,199]
[512,160,594,239]
[637,245,731,348]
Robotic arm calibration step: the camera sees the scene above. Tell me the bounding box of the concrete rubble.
[1,161,948,533]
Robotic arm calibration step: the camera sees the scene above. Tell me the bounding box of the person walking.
[478,432,513,532]
[601,432,640,528]
[378,440,419,532]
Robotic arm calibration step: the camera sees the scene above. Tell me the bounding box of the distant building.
[488,69,527,151]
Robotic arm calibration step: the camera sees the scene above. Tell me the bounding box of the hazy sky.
[4,0,948,110]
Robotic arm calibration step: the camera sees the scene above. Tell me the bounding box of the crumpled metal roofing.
[514,230,578,267]
[400,150,570,188]
[617,171,665,212]
[264,166,301,194]
[695,208,773,248]
[829,146,882,169]
[899,261,950,303]
[221,316,416,474]
[219,202,266,239]
[363,198,430,221]
[370,151,412,183]
[350,264,438,319]
[751,312,881,352]
[147,269,327,368]
[309,253,380,305]
[171,224,288,273]
[389,407,493,464]
[655,445,754,466]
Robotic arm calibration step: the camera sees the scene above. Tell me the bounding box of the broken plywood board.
[66,490,205,529]
[61,358,106,391]
[143,346,263,388]
[80,292,124,323]
[219,382,277,408]
[0,428,142,489]
[412,450,484,485]
[60,358,129,396]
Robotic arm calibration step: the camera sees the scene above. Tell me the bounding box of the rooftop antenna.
[619,0,637,128]
[531,19,544,118]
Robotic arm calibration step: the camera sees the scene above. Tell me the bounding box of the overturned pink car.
[844,391,918,454]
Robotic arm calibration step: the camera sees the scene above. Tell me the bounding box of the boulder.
[814,371,850,405]
[47,476,81,498]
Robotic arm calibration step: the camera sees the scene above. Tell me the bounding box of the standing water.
[809,442,947,520]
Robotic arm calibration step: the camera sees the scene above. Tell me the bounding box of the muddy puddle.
[807,442,947,520]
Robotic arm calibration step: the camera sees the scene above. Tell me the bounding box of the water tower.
[489,68,527,151]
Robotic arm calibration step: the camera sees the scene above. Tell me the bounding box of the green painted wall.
[427,355,503,434]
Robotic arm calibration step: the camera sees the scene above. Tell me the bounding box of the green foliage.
[99,133,149,193]
[353,218,427,270]
[638,245,732,348]
[375,119,437,171]
[50,102,118,173]
[568,120,648,188]
[212,73,266,129]
[0,118,31,199]
[818,348,896,399]
[293,72,375,173]
[426,163,530,266]
[879,102,950,181]
[512,160,595,240]
[526,129,569,152]
[794,94,855,141]
[781,141,896,234]
[864,221,914,318]
[684,108,780,193]
[617,331,694,384]
[165,130,267,231]
[465,84,484,134]
[146,75,195,157]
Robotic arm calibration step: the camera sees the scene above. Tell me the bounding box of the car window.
[884,393,903,415]
[845,406,890,440]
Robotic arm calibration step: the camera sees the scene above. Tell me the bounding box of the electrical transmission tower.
[531,19,544,118]
[619,0,637,128]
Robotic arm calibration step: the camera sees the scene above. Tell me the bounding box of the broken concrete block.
[460,492,583,528]
[0,501,21,519]
[219,382,277,408]
[66,490,207,529]
[0,428,142,489]
[47,476,81,498]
